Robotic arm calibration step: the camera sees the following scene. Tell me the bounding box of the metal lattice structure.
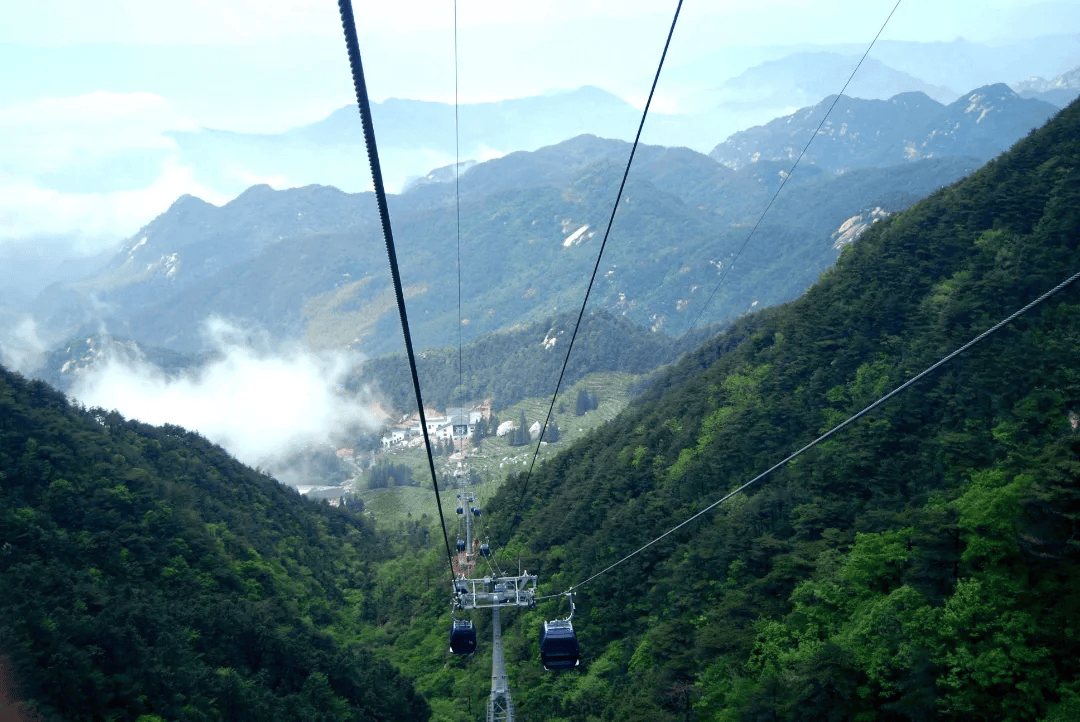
[460,492,475,550]
[486,606,514,722]
[450,469,539,721]
[453,573,537,611]
[453,574,535,721]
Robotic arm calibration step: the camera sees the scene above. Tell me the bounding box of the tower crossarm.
[453,573,537,610]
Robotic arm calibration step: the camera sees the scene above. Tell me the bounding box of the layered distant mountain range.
[29,76,1065,372]
[151,44,1080,199]
[2,33,1075,389]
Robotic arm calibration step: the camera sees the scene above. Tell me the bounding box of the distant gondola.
[493,582,511,604]
[456,539,466,553]
[480,543,492,557]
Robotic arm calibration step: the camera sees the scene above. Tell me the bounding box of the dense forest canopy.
[0,369,429,721]
[354,309,711,414]
[336,100,1080,721]
[472,98,1080,720]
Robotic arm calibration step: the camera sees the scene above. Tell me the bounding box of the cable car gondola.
[450,618,476,654]
[471,507,482,517]
[541,621,579,670]
[456,539,466,553]
[480,543,491,557]
[540,593,580,670]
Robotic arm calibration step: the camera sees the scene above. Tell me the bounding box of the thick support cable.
[338,0,456,582]
[563,266,1080,594]
[495,0,685,555]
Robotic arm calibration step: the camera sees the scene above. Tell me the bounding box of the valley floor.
[354,372,641,529]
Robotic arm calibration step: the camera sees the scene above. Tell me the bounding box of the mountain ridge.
[470,94,1080,720]
[710,82,1059,172]
[1014,64,1080,107]
[29,128,983,361]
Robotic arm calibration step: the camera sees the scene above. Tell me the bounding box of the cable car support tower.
[454,570,537,722]
[452,478,536,722]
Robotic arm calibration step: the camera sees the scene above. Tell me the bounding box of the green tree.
[510,409,529,447]
[547,415,561,443]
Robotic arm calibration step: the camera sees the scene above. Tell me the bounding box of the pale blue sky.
[5,0,1077,126]
[1,0,1077,251]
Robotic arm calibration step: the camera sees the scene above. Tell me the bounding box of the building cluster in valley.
[299,402,496,506]
[298,485,348,506]
[380,402,492,449]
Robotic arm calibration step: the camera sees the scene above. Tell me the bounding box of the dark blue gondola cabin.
[450,619,476,655]
[540,619,579,670]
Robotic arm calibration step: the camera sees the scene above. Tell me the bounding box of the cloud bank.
[0,315,47,373]
[0,92,235,254]
[69,318,377,478]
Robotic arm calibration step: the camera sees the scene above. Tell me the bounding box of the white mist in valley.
[0,315,48,373]
[69,318,379,483]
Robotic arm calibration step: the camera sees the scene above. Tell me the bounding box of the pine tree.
[471,418,486,448]
[547,415,560,443]
[574,388,599,415]
[518,410,528,446]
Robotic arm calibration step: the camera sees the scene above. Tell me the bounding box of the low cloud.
[0,91,193,169]
[0,315,47,373]
[0,92,229,256]
[0,160,230,251]
[69,318,378,479]
[220,163,293,192]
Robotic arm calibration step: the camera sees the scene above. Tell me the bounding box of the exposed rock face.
[1014,65,1080,107]
[710,84,1058,172]
[832,208,889,250]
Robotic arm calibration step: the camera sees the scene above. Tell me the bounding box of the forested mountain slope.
[465,99,1080,720]
[354,309,716,414]
[0,368,429,722]
[31,135,975,361]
